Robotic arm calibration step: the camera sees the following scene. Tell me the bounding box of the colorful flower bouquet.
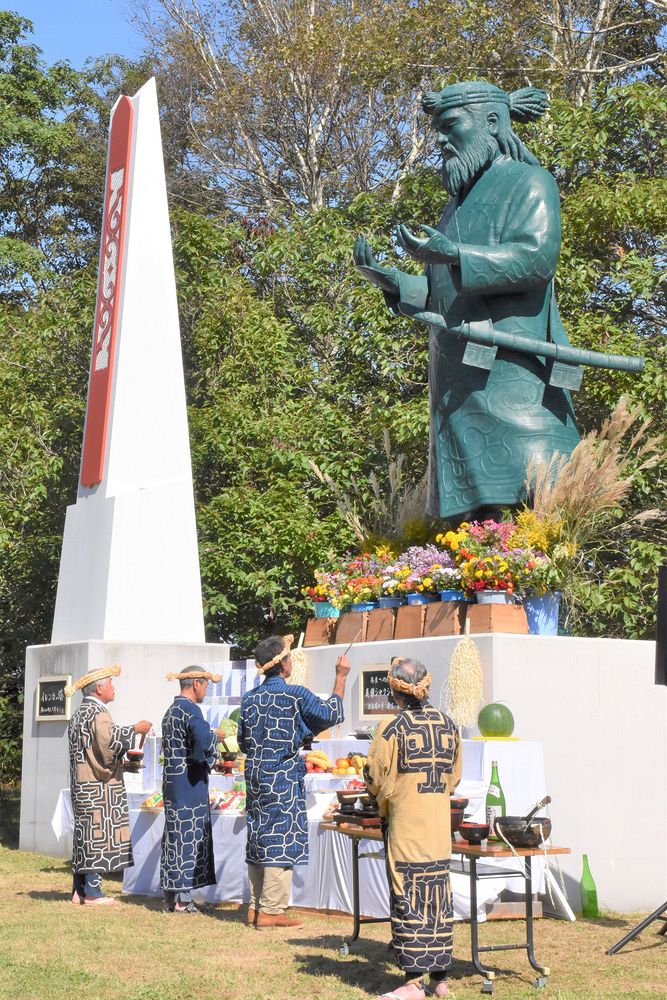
[303,515,575,616]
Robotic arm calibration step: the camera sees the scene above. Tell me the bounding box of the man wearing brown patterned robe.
[367,658,462,1000]
[66,665,151,905]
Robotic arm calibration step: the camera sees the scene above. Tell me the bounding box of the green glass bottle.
[485,760,506,840]
[580,854,599,918]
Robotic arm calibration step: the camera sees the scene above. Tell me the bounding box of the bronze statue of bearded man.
[354,82,638,521]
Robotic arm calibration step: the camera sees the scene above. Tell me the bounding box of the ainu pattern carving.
[382,707,458,793]
[68,699,134,873]
[391,858,454,974]
[94,166,125,372]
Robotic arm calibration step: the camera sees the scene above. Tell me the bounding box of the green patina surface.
[354,81,643,521]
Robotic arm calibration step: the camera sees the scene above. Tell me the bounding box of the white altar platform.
[51,738,547,921]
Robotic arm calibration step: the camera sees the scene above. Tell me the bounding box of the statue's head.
[422,82,548,196]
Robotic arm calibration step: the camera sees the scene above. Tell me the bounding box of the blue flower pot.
[313,601,340,619]
[439,589,466,602]
[476,591,514,604]
[349,601,377,613]
[377,596,405,609]
[523,592,561,635]
[406,592,436,605]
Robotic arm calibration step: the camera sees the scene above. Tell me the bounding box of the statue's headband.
[256,634,294,674]
[422,84,548,124]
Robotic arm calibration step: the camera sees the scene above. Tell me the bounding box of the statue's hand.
[397,224,459,265]
[353,236,399,295]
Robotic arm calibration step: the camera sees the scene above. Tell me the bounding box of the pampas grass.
[310,429,431,548]
[525,397,663,549]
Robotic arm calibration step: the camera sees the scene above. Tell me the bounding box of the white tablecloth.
[52,739,546,919]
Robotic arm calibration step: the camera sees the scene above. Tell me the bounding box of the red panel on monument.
[80,97,134,488]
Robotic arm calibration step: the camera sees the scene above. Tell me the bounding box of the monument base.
[20,638,229,858]
[303,633,665,914]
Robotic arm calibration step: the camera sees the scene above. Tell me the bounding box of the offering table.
[320,822,570,993]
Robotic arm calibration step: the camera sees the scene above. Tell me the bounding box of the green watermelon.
[477,702,515,738]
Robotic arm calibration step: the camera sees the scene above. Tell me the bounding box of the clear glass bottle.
[580,854,599,918]
[485,760,506,840]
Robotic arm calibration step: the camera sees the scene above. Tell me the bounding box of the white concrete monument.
[20,79,229,856]
[53,78,204,644]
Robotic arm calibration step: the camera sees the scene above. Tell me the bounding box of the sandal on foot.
[425,983,451,997]
[375,988,425,1000]
[174,901,201,914]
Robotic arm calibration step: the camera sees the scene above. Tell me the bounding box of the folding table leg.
[469,857,497,991]
[340,837,361,954]
[525,856,550,987]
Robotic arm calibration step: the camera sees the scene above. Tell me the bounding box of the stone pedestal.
[20,638,228,858]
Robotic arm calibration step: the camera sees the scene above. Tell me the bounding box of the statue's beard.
[441,134,498,196]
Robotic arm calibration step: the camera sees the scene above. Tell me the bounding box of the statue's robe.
[160,697,218,891]
[238,678,343,867]
[386,154,580,520]
[68,698,135,873]
[366,706,462,976]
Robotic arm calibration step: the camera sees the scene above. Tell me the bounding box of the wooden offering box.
[303,617,337,646]
[467,603,528,634]
[394,603,426,640]
[423,601,465,637]
[334,611,368,644]
[365,608,395,642]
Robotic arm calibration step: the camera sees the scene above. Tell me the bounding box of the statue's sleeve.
[383,271,429,317]
[456,169,560,294]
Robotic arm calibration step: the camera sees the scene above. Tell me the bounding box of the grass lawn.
[0,845,665,1000]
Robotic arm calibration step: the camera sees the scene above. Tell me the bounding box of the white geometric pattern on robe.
[160,698,218,890]
[68,699,134,873]
[239,679,344,867]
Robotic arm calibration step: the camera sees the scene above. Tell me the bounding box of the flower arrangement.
[458,553,515,594]
[336,574,384,608]
[303,516,577,612]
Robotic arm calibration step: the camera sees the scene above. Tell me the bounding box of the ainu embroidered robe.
[367,705,462,975]
[160,696,219,891]
[239,677,344,867]
[68,697,135,874]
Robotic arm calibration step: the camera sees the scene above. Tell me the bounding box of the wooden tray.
[332,812,381,828]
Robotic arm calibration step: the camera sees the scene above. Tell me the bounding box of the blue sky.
[9,0,143,67]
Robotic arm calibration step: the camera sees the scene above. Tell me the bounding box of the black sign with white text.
[360,667,396,717]
[36,676,71,721]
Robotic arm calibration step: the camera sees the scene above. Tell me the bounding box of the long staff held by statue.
[412,310,644,390]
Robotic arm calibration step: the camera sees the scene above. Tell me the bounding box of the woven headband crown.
[64,664,121,697]
[256,634,294,674]
[166,670,222,682]
[388,668,432,701]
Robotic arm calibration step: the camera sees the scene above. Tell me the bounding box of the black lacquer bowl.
[458,822,490,845]
[494,816,552,848]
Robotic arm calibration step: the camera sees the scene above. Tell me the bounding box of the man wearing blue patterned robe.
[67,664,152,906]
[160,667,222,914]
[239,634,350,929]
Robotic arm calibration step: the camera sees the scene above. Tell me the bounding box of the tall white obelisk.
[52,78,204,643]
[20,80,228,856]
